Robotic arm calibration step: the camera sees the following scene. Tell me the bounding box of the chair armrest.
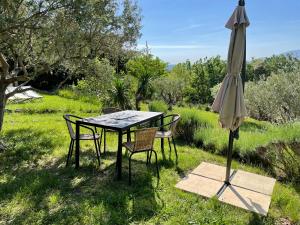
[79,124,96,137]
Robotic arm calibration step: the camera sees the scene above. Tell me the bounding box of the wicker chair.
[155,114,181,160]
[100,107,122,153]
[63,114,101,167]
[122,128,159,185]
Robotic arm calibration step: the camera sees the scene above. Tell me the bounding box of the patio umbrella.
[212,0,249,184]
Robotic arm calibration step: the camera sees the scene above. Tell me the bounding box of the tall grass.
[148,100,168,114]
[172,107,300,160]
[6,94,100,114]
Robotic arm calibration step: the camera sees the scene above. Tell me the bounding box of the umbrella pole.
[224,0,247,185]
[225,131,234,184]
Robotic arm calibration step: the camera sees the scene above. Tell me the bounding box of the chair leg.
[129,153,133,185]
[104,129,107,153]
[172,136,178,161]
[149,150,153,162]
[98,129,103,154]
[152,150,159,179]
[93,138,101,166]
[66,139,74,167]
[168,137,172,158]
[146,151,149,165]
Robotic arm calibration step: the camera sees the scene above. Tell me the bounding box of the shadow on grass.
[0,129,164,225]
[248,212,275,225]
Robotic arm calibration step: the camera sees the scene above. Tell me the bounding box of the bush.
[76,58,115,101]
[174,107,214,144]
[245,71,300,123]
[148,100,168,114]
[260,142,300,183]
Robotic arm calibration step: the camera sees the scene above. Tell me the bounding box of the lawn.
[0,95,299,225]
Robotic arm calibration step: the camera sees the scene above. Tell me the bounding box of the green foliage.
[186,57,226,104]
[58,88,99,105]
[76,58,115,102]
[106,76,133,110]
[148,100,168,114]
[174,107,214,144]
[171,107,300,160]
[245,71,300,123]
[263,143,300,183]
[246,55,300,81]
[152,61,192,109]
[152,76,185,110]
[126,54,167,110]
[0,0,142,73]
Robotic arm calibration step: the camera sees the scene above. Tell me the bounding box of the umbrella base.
[176,162,276,216]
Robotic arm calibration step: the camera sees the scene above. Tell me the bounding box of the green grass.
[173,107,300,160]
[6,94,100,114]
[0,95,299,224]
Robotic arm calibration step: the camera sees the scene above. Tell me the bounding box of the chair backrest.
[63,114,82,139]
[102,107,121,114]
[169,114,181,134]
[133,127,157,152]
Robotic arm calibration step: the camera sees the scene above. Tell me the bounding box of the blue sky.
[137,0,300,64]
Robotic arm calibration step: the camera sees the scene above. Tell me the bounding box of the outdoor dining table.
[75,110,164,179]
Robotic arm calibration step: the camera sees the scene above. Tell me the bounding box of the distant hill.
[167,64,175,71]
[283,50,300,59]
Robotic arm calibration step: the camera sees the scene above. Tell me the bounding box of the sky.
[136,0,300,64]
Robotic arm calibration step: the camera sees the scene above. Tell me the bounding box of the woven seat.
[63,114,101,167]
[122,128,159,185]
[122,142,135,152]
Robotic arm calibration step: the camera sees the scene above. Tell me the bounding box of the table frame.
[75,111,164,180]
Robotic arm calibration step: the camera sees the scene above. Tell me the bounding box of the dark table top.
[79,110,163,130]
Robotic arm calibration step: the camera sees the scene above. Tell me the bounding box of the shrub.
[260,142,300,183]
[76,58,115,101]
[245,71,300,123]
[174,107,214,144]
[105,77,133,110]
[148,100,168,114]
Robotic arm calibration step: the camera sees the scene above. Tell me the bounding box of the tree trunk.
[0,84,7,132]
[135,93,142,111]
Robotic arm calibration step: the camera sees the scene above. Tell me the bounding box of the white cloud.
[175,24,206,32]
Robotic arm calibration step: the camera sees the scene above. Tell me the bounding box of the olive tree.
[0,0,141,131]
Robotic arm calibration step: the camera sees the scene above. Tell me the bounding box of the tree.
[0,0,141,131]
[76,58,115,101]
[126,54,167,110]
[247,55,300,81]
[153,62,192,109]
[185,57,226,104]
[106,76,133,110]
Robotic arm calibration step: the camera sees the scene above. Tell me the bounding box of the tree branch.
[4,75,29,85]
[0,53,9,80]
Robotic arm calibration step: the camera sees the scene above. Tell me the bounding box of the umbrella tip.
[239,0,245,6]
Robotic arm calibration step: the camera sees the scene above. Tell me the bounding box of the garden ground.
[0,94,299,225]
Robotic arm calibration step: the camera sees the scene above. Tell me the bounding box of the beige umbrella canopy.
[212,5,250,131]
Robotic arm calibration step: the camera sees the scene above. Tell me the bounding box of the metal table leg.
[116,130,123,179]
[75,121,80,169]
